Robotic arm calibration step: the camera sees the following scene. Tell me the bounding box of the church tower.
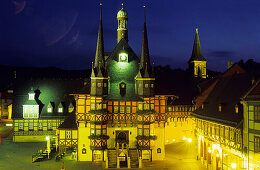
[136,6,155,97]
[117,3,128,43]
[90,4,108,96]
[188,27,207,78]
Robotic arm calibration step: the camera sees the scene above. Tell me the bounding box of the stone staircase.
[129,149,139,168]
[107,149,117,168]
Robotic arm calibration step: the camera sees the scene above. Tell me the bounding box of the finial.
[122,3,124,9]
[100,2,102,6]
[143,5,146,23]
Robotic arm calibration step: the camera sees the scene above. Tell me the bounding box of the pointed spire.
[189,27,206,62]
[91,62,95,77]
[94,3,105,69]
[143,62,150,78]
[140,5,151,73]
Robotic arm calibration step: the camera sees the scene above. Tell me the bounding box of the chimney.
[228,61,233,69]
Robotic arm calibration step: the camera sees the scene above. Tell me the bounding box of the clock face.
[119,52,128,63]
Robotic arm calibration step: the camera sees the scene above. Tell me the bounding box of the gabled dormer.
[68,103,74,113]
[47,102,54,113]
[23,88,39,119]
[58,102,64,113]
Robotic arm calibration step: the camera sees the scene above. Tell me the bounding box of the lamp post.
[46,136,50,159]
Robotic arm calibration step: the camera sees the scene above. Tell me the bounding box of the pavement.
[0,132,205,170]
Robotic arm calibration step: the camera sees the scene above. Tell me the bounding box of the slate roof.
[242,79,260,101]
[192,73,252,127]
[58,112,77,129]
[12,78,85,119]
[189,28,206,63]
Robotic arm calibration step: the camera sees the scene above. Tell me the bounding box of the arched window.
[120,82,126,96]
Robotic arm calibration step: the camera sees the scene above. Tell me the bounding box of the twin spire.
[93,3,105,77]
[140,5,152,78]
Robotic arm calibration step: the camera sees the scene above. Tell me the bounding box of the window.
[254,106,260,122]
[102,129,107,135]
[138,128,143,135]
[38,122,43,130]
[92,83,95,87]
[29,93,35,100]
[48,122,52,130]
[66,131,71,139]
[254,136,260,153]
[114,106,118,113]
[58,108,63,113]
[138,104,143,110]
[139,84,142,88]
[118,52,128,63]
[120,106,124,113]
[235,104,239,113]
[96,129,101,136]
[47,108,52,113]
[97,83,102,87]
[29,122,33,131]
[144,129,149,136]
[144,104,149,110]
[18,122,23,131]
[91,103,95,110]
[90,129,95,135]
[126,107,131,113]
[151,84,154,88]
[145,84,148,88]
[218,104,222,112]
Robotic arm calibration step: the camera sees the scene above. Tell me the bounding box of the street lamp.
[46,136,50,159]
[231,163,237,169]
[187,138,192,143]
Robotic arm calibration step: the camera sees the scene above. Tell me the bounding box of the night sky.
[1,0,260,71]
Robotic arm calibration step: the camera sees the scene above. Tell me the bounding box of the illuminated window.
[66,131,71,139]
[58,108,63,113]
[138,128,143,135]
[29,93,35,100]
[96,104,102,110]
[18,122,23,131]
[38,122,43,130]
[151,84,154,88]
[96,129,101,135]
[235,104,239,113]
[120,106,124,113]
[144,129,149,136]
[90,129,95,135]
[126,107,131,113]
[48,122,52,130]
[138,103,143,110]
[145,84,148,88]
[97,83,102,87]
[118,52,128,63]
[144,103,149,110]
[254,106,260,122]
[254,136,260,153]
[114,106,118,113]
[104,83,107,87]
[139,84,142,88]
[29,122,33,130]
[91,103,95,110]
[218,104,222,112]
[48,108,52,113]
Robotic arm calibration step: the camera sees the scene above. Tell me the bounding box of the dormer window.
[47,102,54,113]
[48,108,52,113]
[58,108,63,113]
[28,88,35,100]
[68,103,74,113]
[218,104,222,112]
[58,102,64,113]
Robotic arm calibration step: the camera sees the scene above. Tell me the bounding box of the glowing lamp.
[172,139,175,142]
[166,140,169,143]
[183,136,187,140]
[118,52,128,63]
[187,138,192,143]
[231,163,237,169]
[46,136,50,141]
[216,154,220,157]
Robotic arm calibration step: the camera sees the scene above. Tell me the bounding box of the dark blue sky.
[0,0,260,71]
